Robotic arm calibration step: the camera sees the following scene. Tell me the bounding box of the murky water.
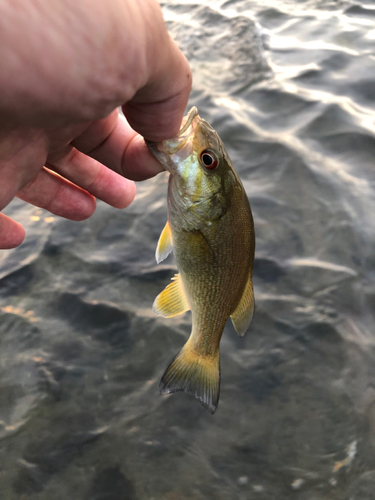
[1,0,375,498]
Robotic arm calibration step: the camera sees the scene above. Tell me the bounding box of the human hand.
[0,0,191,249]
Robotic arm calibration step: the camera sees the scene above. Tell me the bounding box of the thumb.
[123,37,192,142]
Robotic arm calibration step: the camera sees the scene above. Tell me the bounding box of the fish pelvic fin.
[156,221,173,264]
[231,274,255,337]
[159,343,220,414]
[153,273,190,318]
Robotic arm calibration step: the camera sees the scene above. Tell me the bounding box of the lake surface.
[1,0,375,498]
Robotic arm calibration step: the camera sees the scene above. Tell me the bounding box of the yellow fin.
[160,343,220,414]
[153,274,190,318]
[230,274,254,337]
[156,221,173,264]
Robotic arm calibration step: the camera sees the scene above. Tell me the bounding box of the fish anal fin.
[153,274,190,318]
[231,275,254,337]
[156,221,173,264]
[160,343,220,414]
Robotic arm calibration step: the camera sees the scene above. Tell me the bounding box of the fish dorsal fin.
[153,274,190,318]
[230,274,254,337]
[156,221,173,264]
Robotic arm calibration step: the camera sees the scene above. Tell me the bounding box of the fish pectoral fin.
[153,273,190,318]
[156,221,173,264]
[160,343,220,414]
[230,274,254,337]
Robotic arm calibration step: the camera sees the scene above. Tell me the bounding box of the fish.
[146,107,255,414]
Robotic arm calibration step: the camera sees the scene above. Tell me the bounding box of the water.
[1,0,375,498]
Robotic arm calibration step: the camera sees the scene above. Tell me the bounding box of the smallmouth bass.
[147,107,255,414]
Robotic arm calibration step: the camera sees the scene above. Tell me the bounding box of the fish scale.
[147,107,255,413]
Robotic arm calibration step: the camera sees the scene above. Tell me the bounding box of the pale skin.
[0,0,192,249]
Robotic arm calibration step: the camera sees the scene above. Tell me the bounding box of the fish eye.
[200,149,218,170]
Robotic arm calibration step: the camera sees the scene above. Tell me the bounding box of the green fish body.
[147,107,255,413]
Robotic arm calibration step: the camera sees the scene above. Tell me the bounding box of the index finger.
[72,110,165,182]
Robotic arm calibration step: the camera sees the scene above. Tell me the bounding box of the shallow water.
[1,0,375,498]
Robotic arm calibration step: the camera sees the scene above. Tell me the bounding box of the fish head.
[147,107,237,208]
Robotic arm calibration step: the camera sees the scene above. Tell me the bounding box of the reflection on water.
[1,0,375,498]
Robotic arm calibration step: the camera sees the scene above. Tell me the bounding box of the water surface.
[1,0,375,498]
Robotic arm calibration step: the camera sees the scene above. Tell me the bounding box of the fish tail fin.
[159,343,220,414]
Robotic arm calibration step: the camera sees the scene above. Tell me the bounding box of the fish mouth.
[146,107,201,173]
[160,106,200,156]
[175,106,199,138]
